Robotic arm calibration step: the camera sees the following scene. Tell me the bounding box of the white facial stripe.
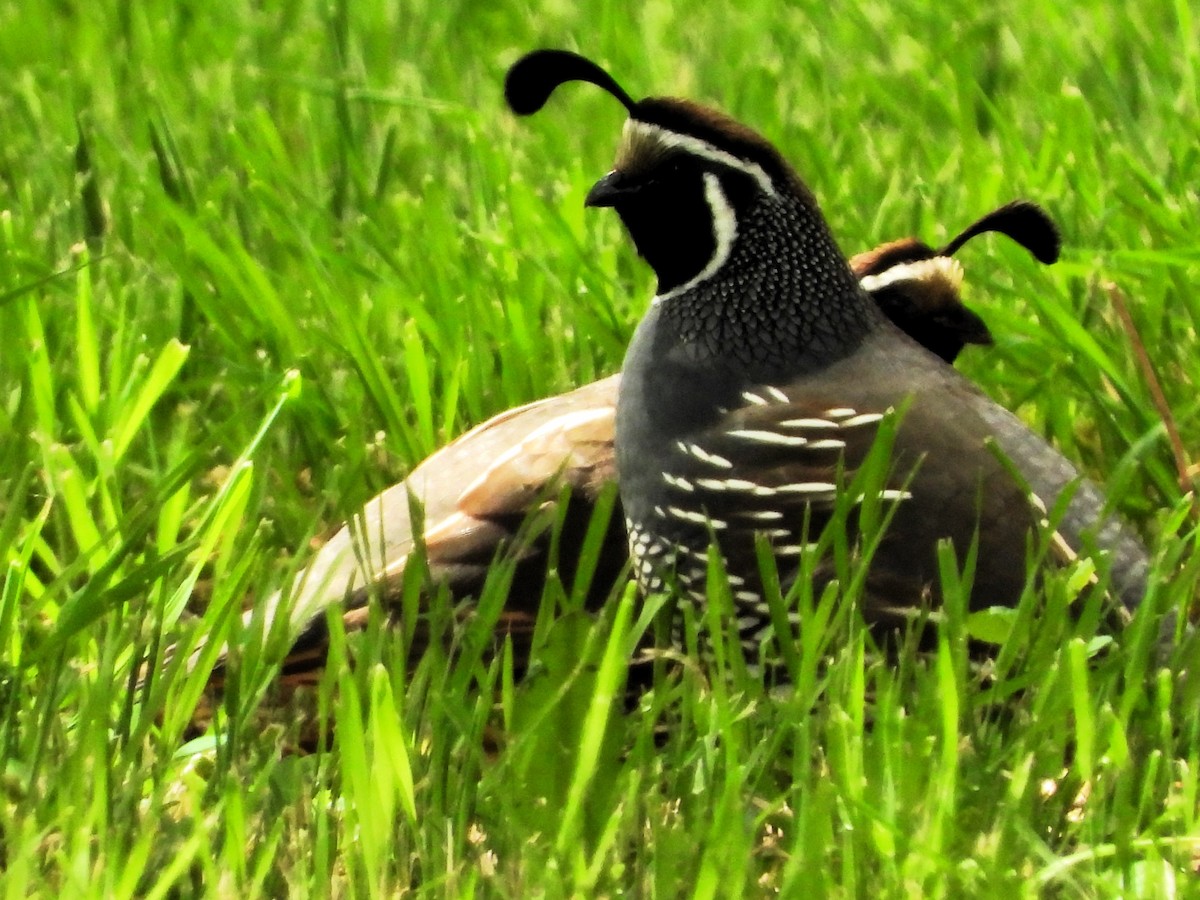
[858,257,964,293]
[654,172,738,304]
[626,120,778,197]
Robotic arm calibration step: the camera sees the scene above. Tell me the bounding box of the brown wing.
[186,376,622,690]
[277,376,618,629]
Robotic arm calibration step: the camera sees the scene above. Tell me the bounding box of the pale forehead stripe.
[622,120,778,198]
[858,257,964,294]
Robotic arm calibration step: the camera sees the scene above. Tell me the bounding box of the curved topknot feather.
[940,200,1061,265]
[505,49,638,116]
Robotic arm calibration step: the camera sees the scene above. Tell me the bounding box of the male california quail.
[205,200,1066,689]
[505,49,1147,658]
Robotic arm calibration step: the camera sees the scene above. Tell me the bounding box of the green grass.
[2,0,1199,895]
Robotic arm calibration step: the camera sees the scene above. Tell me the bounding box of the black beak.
[585,170,637,207]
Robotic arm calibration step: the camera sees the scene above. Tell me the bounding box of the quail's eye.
[646,155,688,187]
[664,156,685,174]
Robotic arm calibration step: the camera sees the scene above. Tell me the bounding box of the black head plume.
[939,200,1061,265]
[505,50,638,116]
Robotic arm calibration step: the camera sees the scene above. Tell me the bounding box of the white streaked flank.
[739,509,784,522]
[778,417,839,430]
[663,472,695,492]
[694,476,761,492]
[677,442,734,469]
[666,506,728,529]
[725,429,810,447]
[775,543,818,556]
[842,412,885,428]
[775,481,838,495]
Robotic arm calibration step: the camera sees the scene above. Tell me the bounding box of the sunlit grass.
[1,0,1198,895]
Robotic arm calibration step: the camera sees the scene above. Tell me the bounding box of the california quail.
[505,49,1148,655]
[850,200,1059,363]
[193,202,1052,690]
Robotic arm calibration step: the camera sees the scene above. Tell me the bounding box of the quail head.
[851,200,1061,363]
[506,49,1148,657]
